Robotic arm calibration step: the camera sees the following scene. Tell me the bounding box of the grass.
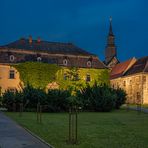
[5,109,148,148]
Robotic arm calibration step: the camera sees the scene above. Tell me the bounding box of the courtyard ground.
[5,109,148,148]
[0,112,51,148]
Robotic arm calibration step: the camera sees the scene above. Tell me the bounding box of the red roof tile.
[110,58,135,79]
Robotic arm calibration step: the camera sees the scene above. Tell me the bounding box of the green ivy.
[56,67,109,90]
[12,62,109,91]
[13,62,61,89]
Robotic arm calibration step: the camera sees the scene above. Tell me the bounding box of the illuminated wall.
[110,73,148,104]
[0,63,109,94]
[0,64,22,94]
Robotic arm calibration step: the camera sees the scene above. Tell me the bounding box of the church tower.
[105,17,119,68]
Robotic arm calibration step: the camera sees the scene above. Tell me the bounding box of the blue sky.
[0,0,147,61]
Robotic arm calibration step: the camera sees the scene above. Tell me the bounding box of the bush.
[46,89,71,112]
[115,88,127,109]
[77,83,126,112]
[2,90,15,111]
[22,84,47,109]
[0,95,2,107]
[2,83,126,112]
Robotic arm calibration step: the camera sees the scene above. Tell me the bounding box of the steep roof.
[110,57,136,79]
[0,38,96,56]
[125,56,148,75]
[104,56,120,65]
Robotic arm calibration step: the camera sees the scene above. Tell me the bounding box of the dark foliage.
[46,89,71,112]
[2,83,126,112]
[114,88,127,109]
[77,83,126,112]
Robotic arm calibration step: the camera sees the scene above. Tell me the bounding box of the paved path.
[0,112,52,148]
[128,106,148,113]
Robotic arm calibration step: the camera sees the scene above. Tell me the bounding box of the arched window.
[9,55,15,62]
[63,59,68,66]
[87,61,92,67]
[37,57,42,62]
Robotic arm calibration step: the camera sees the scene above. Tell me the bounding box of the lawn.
[5,109,148,148]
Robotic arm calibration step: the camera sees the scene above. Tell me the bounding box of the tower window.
[9,55,15,62]
[9,70,15,79]
[86,74,91,82]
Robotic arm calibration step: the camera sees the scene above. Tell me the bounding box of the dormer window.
[37,57,42,62]
[87,61,92,68]
[9,55,15,62]
[63,59,68,66]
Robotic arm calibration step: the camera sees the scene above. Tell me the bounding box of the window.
[9,70,15,79]
[143,76,146,83]
[8,87,16,93]
[9,55,15,62]
[136,92,141,104]
[63,59,68,66]
[86,74,91,82]
[75,74,79,81]
[129,80,132,85]
[37,57,42,62]
[63,73,67,80]
[87,61,92,68]
[123,81,126,87]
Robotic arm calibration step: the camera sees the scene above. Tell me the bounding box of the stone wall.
[110,73,148,104]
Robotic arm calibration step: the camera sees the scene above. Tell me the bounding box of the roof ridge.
[143,59,148,72]
[123,57,137,75]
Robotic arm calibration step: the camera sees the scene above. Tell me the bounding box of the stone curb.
[23,127,54,148]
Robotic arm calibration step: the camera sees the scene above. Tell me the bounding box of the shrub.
[46,89,71,112]
[22,84,47,109]
[77,83,125,112]
[0,95,2,107]
[2,90,15,111]
[114,88,127,109]
[2,82,126,112]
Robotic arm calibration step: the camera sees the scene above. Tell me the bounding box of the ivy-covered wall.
[13,62,109,90]
[57,67,109,90]
[13,62,61,89]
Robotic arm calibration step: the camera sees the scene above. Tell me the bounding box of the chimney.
[37,37,41,43]
[29,35,32,44]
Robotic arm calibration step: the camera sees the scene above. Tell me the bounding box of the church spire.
[109,16,113,36]
[105,17,119,68]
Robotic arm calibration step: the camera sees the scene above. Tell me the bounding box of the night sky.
[0,0,147,62]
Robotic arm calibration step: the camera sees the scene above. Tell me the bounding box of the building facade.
[110,57,148,104]
[0,36,107,94]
